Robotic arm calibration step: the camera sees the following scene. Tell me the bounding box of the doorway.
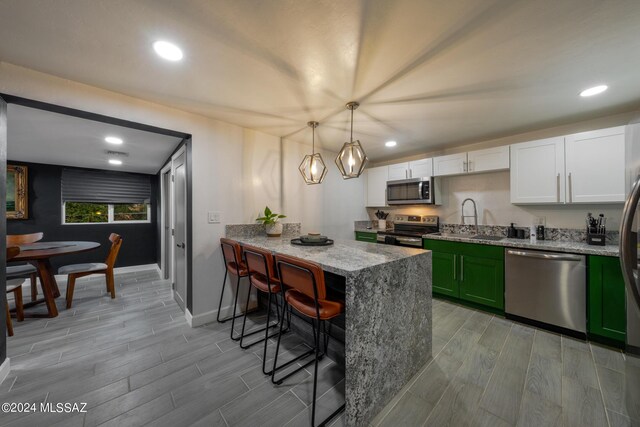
[172,147,187,311]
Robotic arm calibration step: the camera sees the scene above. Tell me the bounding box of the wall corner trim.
[0,358,10,386]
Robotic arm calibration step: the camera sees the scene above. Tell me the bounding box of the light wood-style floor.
[373,298,640,427]
[3,270,638,426]
[1,269,345,427]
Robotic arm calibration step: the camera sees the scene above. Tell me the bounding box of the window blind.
[61,168,151,204]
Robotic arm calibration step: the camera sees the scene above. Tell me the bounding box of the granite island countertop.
[233,236,427,277]
[423,232,619,257]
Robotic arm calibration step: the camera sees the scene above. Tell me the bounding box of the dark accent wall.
[1,97,8,366]
[7,161,159,271]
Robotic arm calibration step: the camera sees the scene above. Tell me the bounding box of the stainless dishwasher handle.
[506,249,582,262]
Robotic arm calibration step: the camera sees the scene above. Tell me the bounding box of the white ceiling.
[1,0,639,161]
[7,104,183,174]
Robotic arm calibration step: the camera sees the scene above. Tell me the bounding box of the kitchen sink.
[471,235,504,241]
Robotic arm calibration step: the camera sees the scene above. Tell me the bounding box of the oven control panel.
[394,215,438,225]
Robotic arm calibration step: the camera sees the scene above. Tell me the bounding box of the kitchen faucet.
[461,198,478,235]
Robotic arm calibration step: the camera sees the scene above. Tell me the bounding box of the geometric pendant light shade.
[299,121,328,185]
[335,101,368,179]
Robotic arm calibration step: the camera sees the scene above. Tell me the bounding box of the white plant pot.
[378,219,387,230]
[265,222,283,237]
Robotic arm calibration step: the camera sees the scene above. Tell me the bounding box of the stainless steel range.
[377,215,439,247]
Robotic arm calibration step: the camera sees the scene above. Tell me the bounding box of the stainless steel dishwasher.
[505,249,587,333]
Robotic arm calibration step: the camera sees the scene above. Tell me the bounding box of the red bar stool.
[241,245,290,374]
[273,253,345,427]
[217,238,249,340]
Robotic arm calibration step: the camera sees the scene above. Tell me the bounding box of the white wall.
[368,170,624,230]
[0,62,283,320]
[282,138,367,239]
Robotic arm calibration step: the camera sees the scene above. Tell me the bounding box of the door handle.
[176,243,185,249]
[506,249,582,262]
[453,255,456,280]
[621,175,640,311]
[568,172,573,203]
[460,255,464,281]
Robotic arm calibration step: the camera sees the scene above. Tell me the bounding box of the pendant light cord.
[312,125,315,155]
[350,108,354,142]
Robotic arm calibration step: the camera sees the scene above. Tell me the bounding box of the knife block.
[587,228,606,246]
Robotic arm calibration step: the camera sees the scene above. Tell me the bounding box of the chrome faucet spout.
[461,198,479,235]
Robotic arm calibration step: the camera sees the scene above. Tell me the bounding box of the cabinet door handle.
[568,172,573,203]
[557,173,561,202]
[463,161,467,172]
[468,160,472,172]
[460,255,464,281]
[453,255,457,280]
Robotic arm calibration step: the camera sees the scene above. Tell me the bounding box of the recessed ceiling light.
[105,136,123,145]
[385,141,397,147]
[153,40,183,61]
[580,85,608,97]
[108,159,123,165]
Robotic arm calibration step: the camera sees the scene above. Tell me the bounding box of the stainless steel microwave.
[386,177,438,205]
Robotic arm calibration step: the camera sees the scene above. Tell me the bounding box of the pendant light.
[335,101,368,179]
[299,121,328,185]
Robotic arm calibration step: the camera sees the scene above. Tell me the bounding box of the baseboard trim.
[0,358,10,386]
[186,300,258,328]
[54,263,160,282]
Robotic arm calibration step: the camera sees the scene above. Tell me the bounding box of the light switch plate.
[208,211,221,224]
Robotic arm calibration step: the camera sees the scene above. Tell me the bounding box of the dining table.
[10,241,101,318]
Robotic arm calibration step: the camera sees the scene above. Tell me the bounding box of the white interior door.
[172,150,187,311]
[160,165,172,281]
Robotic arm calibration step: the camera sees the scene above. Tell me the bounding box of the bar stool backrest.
[243,244,275,279]
[275,254,326,301]
[220,238,242,269]
[7,232,44,246]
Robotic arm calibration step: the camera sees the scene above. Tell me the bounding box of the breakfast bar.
[230,235,432,425]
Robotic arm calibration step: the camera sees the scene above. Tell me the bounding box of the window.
[64,202,150,224]
[64,202,109,224]
[114,203,148,222]
[61,168,152,225]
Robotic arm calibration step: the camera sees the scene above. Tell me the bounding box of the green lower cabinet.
[424,240,504,311]
[588,255,626,343]
[432,251,458,298]
[459,255,504,310]
[355,231,377,243]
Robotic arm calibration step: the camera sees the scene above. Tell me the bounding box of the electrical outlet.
[208,211,221,224]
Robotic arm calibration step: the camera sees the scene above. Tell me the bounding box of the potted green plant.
[256,206,286,237]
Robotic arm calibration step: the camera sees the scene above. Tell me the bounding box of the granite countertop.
[354,225,390,233]
[423,233,619,257]
[234,236,427,277]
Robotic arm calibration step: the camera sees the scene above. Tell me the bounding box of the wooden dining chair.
[59,233,123,309]
[6,232,43,302]
[6,246,25,337]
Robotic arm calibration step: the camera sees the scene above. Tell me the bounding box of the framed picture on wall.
[7,164,28,219]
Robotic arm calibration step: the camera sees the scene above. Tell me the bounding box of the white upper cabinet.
[565,126,626,203]
[387,159,433,180]
[467,146,509,173]
[366,165,388,207]
[510,137,565,204]
[433,153,467,176]
[409,158,433,178]
[388,162,409,180]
